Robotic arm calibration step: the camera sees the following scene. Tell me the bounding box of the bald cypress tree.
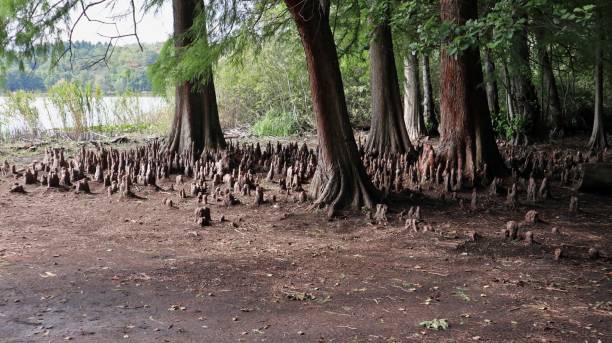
[284,0,378,215]
[439,0,506,181]
[165,0,226,154]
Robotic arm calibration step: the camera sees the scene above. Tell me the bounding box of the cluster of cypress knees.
[1,139,607,260]
[1,139,603,206]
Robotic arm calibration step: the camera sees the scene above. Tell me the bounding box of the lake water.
[0,96,171,133]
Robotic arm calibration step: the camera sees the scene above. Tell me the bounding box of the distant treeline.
[1,41,161,94]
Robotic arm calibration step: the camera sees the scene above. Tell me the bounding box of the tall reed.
[0,90,41,137]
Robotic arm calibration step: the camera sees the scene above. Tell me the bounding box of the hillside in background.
[1,41,161,94]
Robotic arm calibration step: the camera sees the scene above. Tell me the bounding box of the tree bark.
[439,0,506,182]
[367,14,413,154]
[285,0,378,215]
[535,30,563,138]
[588,37,608,151]
[421,53,438,135]
[404,53,425,141]
[482,47,500,117]
[166,0,226,154]
[508,22,541,144]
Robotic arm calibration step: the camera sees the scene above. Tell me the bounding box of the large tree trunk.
[535,30,563,138]
[285,0,378,215]
[421,53,438,135]
[588,36,608,151]
[367,14,413,154]
[508,23,541,144]
[166,0,226,154]
[439,0,506,182]
[404,53,425,142]
[482,47,500,116]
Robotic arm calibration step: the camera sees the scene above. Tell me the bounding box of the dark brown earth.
[0,142,611,342]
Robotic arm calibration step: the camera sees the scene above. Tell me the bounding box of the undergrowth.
[251,110,299,137]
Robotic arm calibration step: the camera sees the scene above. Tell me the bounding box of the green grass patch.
[88,123,159,135]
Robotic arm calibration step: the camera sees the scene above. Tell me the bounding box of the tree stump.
[523,231,534,245]
[224,193,239,207]
[524,210,539,224]
[254,187,264,206]
[75,180,91,194]
[527,176,537,202]
[406,206,421,220]
[9,183,25,193]
[569,196,579,213]
[60,169,71,186]
[373,204,388,224]
[506,183,518,208]
[468,231,481,242]
[297,190,307,203]
[405,218,418,232]
[191,183,200,196]
[212,174,223,186]
[505,221,519,240]
[194,207,211,226]
[119,176,133,198]
[48,172,60,188]
[538,177,551,199]
[95,164,104,182]
[24,169,36,185]
[266,163,274,181]
[0,160,9,175]
[103,174,112,187]
[588,247,599,260]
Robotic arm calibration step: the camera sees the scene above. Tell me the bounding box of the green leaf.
[420,319,449,331]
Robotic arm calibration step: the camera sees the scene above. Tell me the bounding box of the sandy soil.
[0,142,611,342]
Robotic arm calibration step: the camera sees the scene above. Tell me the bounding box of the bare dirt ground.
[0,139,611,342]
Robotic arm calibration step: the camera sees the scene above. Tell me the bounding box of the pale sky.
[69,0,173,45]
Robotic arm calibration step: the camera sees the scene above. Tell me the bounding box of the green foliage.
[44,80,172,137]
[47,80,99,135]
[0,90,40,135]
[2,0,609,142]
[250,110,299,137]
[1,42,160,94]
[147,1,282,93]
[419,318,449,331]
[338,37,371,127]
[492,112,527,141]
[215,37,312,128]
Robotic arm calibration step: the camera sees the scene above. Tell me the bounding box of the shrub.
[492,111,526,141]
[47,80,102,135]
[0,90,40,135]
[251,110,299,137]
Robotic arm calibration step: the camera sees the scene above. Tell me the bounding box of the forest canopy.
[1,0,608,141]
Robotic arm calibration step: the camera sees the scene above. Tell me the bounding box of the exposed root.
[311,164,378,217]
